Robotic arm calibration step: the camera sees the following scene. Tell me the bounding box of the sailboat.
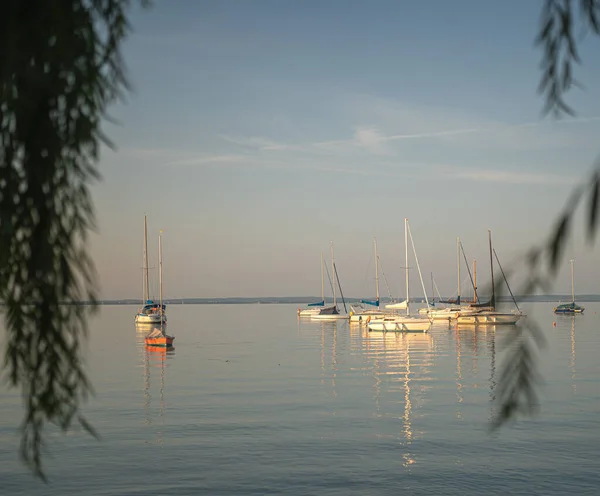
[554,259,584,314]
[350,238,386,323]
[298,253,335,317]
[422,239,482,321]
[135,215,167,325]
[145,231,174,347]
[456,230,522,325]
[368,218,432,332]
[311,241,349,320]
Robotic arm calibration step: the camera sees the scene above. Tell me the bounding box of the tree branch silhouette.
[0,0,149,481]
[490,0,600,428]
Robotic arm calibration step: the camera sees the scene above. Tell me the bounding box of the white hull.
[135,313,166,324]
[298,308,322,317]
[349,311,385,323]
[456,312,521,325]
[311,313,349,321]
[424,308,461,321]
[368,317,431,333]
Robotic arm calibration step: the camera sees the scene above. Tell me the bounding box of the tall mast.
[405,218,409,316]
[143,215,149,303]
[571,259,575,303]
[457,236,461,303]
[473,259,478,303]
[488,229,495,309]
[374,238,380,303]
[159,230,163,325]
[320,253,324,303]
[330,241,336,307]
[430,272,434,304]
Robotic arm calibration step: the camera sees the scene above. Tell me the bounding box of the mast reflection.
[454,325,497,422]
[139,325,175,444]
[318,321,339,396]
[555,316,577,393]
[361,331,434,467]
[570,316,576,393]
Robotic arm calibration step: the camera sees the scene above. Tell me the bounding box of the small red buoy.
[553,321,556,326]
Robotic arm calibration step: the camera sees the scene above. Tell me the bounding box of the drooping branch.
[0,0,146,481]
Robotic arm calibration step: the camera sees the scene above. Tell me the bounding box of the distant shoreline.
[23,295,600,305]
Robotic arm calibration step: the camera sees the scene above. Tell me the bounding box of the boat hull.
[145,335,174,347]
[298,308,322,316]
[554,308,584,314]
[135,313,166,324]
[311,314,349,321]
[456,313,521,325]
[368,317,431,333]
[423,309,461,321]
[349,311,385,323]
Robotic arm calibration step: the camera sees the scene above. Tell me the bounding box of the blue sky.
[92,0,600,299]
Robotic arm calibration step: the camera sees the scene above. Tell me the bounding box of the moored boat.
[553,260,585,314]
[144,231,174,348]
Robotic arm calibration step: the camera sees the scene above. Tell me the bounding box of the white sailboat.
[456,230,522,325]
[312,241,349,321]
[298,253,336,316]
[350,238,386,323]
[135,215,166,325]
[145,231,174,347]
[368,218,432,333]
[420,238,474,321]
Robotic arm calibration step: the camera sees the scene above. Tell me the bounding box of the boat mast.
[473,259,478,303]
[143,215,150,304]
[488,229,495,309]
[320,252,324,304]
[405,218,410,316]
[407,219,431,313]
[159,231,163,327]
[374,238,380,304]
[457,236,461,303]
[430,272,434,304]
[571,259,575,303]
[330,241,337,307]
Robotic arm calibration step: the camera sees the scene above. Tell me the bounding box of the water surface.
[1,303,598,495]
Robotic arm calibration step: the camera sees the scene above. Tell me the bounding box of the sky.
[91,0,600,300]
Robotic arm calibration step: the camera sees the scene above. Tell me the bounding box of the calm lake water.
[1,302,599,495]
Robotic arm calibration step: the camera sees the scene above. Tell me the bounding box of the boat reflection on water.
[361,330,434,468]
[554,315,577,393]
[139,325,175,445]
[453,325,498,423]
[318,321,340,396]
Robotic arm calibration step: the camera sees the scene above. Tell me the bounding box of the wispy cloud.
[134,93,600,187]
[154,150,571,186]
[221,114,600,157]
[163,154,250,167]
[440,166,576,186]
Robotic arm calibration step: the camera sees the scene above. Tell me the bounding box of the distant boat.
[298,253,336,317]
[456,230,522,326]
[135,215,166,325]
[350,238,385,323]
[312,241,349,321]
[145,232,174,348]
[368,218,432,333]
[554,259,584,314]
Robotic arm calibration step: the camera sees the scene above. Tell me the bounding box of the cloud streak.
[220,114,600,156]
[156,151,569,186]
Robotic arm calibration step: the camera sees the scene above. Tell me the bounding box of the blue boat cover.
[361,298,380,307]
[308,300,325,307]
